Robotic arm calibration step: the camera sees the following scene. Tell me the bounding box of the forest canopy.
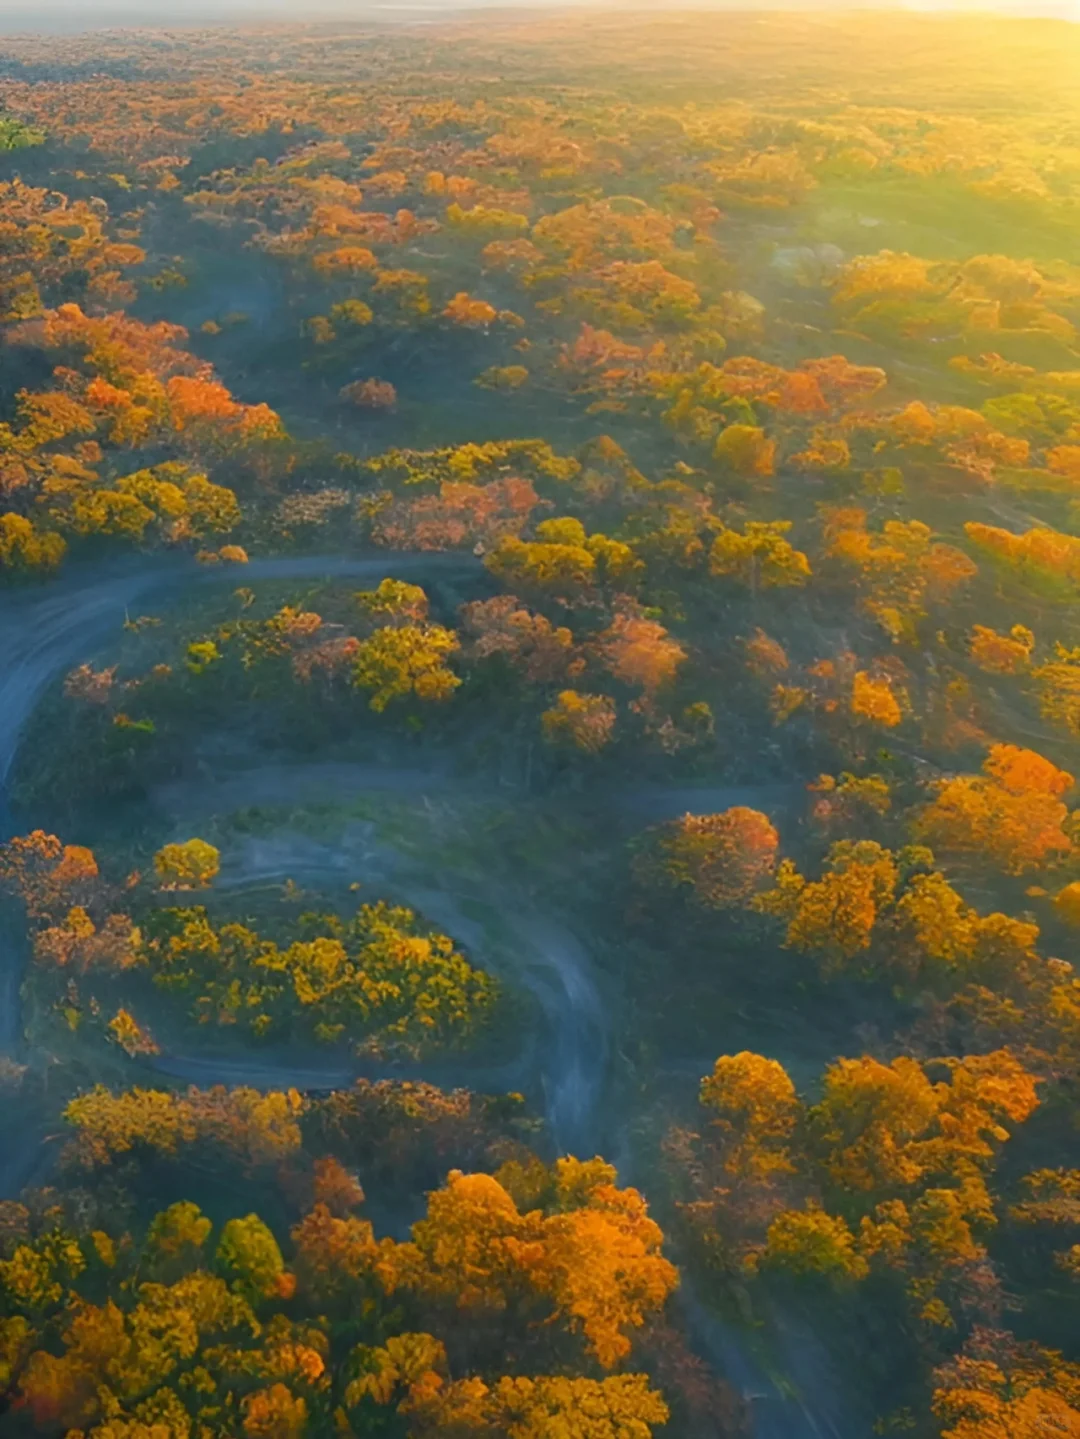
[3,10,1080,1439]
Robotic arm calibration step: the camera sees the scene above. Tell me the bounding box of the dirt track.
[0,551,859,1439]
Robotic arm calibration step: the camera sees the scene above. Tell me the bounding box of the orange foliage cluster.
[916,745,1074,874]
[965,522,1080,592]
[460,594,580,684]
[0,830,102,921]
[598,610,686,695]
[824,507,977,641]
[4,1092,677,1438]
[851,669,905,728]
[679,1043,1042,1335]
[371,477,541,551]
[968,624,1035,674]
[541,690,618,753]
[442,292,499,327]
[0,297,283,571]
[932,1330,1080,1439]
[644,807,780,909]
[743,628,789,677]
[0,181,144,321]
[340,378,397,410]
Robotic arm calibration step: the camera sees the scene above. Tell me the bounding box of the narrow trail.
[0,552,474,1047]
[0,550,860,1439]
[150,763,794,1157]
[142,821,609,1159]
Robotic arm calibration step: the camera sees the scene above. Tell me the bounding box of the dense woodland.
[3,9,1080,1437]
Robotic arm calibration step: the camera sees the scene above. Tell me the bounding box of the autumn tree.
[808,772,892,832]
[709,520,810,590]
[914,744,1074,874]
[291,1201,378,1309]
[699,1052,800,1179]
[755,840,899,974]
[850,670,905,728]
[402,1370,670,1439]
[0,513,66,571]
[460,595,580,684]
[382,1160,679,1369]
[712,423,775,477]
[352,623,461,712]
[486,526,597,600]
[357,577,429,622]
[341,378,397,410]
[243,1384,309,1439]
[135,897,495,1053]
[969,624,1035,675]
[146,1201,213,1275]
[153,838,220,890]
[597,610,686,696]
[757,1205,867,1282]
[638,807,779,909]
[0,831,102,921]
[965,522,1080,597]
[1030,645,1080,737]
[62,1084,305,1171]
[742,629,789,679]
[932,1329,1080,1439]
[541,691,617,753]
[824,508,976,642]
[808,1050,1039,1203]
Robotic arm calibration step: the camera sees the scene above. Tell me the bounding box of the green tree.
[217,1214,288,1304]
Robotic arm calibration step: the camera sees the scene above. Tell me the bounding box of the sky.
[0,0,1078,32]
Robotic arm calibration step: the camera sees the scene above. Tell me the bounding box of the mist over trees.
[2,9,1080,1438]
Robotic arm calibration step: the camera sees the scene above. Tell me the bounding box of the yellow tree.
[153,838,220,890]
[932,1334,1080,1439]
[712,423,775,477]
[754,840,898,974]
[709,520,810,590]
[356,578,429,622]
[243,1384,309,1439]
[893,870,1040,983]
[541,692,617,754]
[808,1049,1038,1201]
[699,1052,800,1178]
[0,513,66,571]
[352,624,461,712]
[406,1372,670,1439]
[757,1206,868,1281]
[217,1214,290,1304]
[1031,645,1080,737]
[850,671,904,728]
[485,519,639,600]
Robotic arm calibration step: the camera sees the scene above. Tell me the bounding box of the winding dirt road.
[0,551,860,1439]
[0,553,473,1045]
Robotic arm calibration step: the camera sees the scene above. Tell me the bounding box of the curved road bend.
[0,551,853,1438]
